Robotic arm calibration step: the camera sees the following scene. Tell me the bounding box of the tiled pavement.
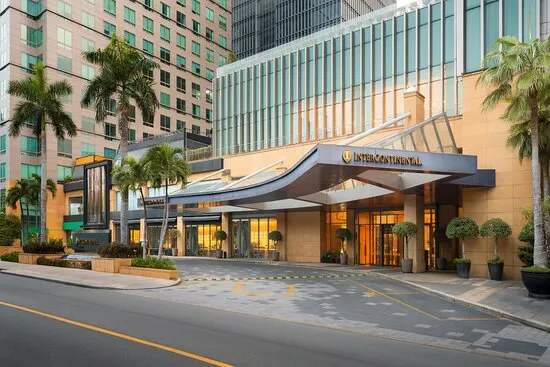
[126,259,550,364]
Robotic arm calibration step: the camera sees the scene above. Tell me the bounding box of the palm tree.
[82,34,159,245]
[145,143,190,258]
[8,62,76,243]
[112,156,151,258]
[478,36,550,268]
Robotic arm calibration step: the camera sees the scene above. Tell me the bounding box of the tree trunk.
[157,180,169,259]
[405,237,409,260]
[542,156,550,198]
[494,238,498,257]
[39,118,47,244]
[26,202,30,245]
[461,239,465,259]
[119,106,129,245]
[19,200,25,246]
[530,101,548,268]
[140,187,148,259]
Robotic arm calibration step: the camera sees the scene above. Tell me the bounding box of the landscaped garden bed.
[119,257,179,280]
[37,257,92,270]
[91,243,141,273]
[19,240,66,264]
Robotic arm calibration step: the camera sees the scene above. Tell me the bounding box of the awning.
[63,221,83,231]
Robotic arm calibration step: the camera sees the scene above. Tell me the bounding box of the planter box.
[91,258,132,273]
[19,253,63,265]
[64,248,75,255]
[120,266,179,280]
[0,246,22,256]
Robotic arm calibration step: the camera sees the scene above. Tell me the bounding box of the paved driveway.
[128,258,550,364]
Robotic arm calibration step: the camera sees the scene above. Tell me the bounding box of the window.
[205,68,214,80]
[206,28,214,41]
[205,7,214,21]
[0,163,5,182]
[160,70,170,87]
[143,132,154,139]
[192,104,200,117]
[68,197,82,215]
[218,0,227,9]
[57,55,72,74]
[144,0,153,9]
[206,129,212,137]
[57,165,72,182]
[145,64,154,78]
[192,20,200,34]
[103,148,116,159]
[143,39,153,54]
[206,48,214,62]
[160,2,170,17]
[57,1,72,18]
[129,129,136,142]
[205,89,212,103]
[21,25,43,48]
[103,21,116,36]
[57,27,72,50]
[191,83,200,99]
[82,143,95,156]
[176,98,186,113]
[143,16,154,34]
[177,120,185,130]
[81,37,95,52]
[21,164,40,179]
[124,31,136,46]
[160,47,170,63]
[104,123,116,140]
[191,41,200,56]
[177,0,185,6]
[160,25,170,42]
[176,55,186,69]
[107,99,116,116]
[160,115,170,131]
[124,6,136,25]
[21,136,40,156]
[143,115,153,127]
[81,11,95,29]
[176,33,186,49]
[192,124,200,134]
[192,0,200,14]
[81,64,95,80]
[57,138,72,158]
[177,77,186,92]
[82,117,95,133]
[103,0,116,15]
[191,62,200,75]
[206,109,212,121]
[219,55,226,66]
[129,105,136,122]
[219,15,227,30]
[0,135,5,154]
[219,35,227,48]
[21,52,42,72]
[176,11,186,27]
[160,92,170,108]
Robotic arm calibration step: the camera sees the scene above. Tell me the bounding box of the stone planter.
[120,266,179,280]
[0,246,22,256]
[19,253,63,265]
[487,263,504,281]
[91,258,132,273]
[521,270,550,299]
[272,251,280,261]
[64,248,75,255]
[402,258,413,273]
[456,262,471,279]
[340,253,348,265]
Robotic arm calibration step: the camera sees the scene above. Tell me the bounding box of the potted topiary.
[268,230,283,261]
[517,216,550,298]
[433,227,447,270]
[335,228,351,265]
[392,221,417,273]
[479,218,511,281]
[213,230,227,259]
[446,217,479,279]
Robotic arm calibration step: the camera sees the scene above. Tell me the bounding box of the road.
[0,260,542,366]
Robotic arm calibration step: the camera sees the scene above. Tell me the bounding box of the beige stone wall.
[285,211,323,263]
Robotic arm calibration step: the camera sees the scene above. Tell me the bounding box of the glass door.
[380,224,401,266]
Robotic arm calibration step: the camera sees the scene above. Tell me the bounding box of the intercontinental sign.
[342,149,422,166]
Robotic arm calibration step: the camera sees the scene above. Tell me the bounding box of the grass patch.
[131,257,176,270]
[521,265,550,273]
[0,251,19,262]
[454,258,471,264]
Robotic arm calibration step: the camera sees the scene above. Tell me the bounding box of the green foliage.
[0,251,19,262]
[479,218,512,239]
[47,238,64,247]
[131,257,176,270]
[487,256,504,265]
[454,258,472,264]
[518,245,534,267]
[213,230,227,241]
[518,221,534,244]
[97,243,141,258]
[392,222,418,239]
[268,230,282,242]
[335,228,352,241]
[0,214,22,245]
[446,217,479,240]
[321,251,340,263]
[23,242,64,254]
[36,257,91,270]
[521,265,550,273]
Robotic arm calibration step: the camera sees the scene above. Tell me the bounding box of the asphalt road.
[0,272,533,367]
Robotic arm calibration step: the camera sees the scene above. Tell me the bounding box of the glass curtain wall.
[185,222,221,256]
[232,217,277,259]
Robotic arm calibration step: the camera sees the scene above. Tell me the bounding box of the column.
[346,209,356,265]
[403,87,425,127]
[276,212,287,261]
[404,193,426,273]
[177,216,185,256]
[221,213,232,258]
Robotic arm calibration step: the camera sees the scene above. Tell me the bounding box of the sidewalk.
[0,260,180,290]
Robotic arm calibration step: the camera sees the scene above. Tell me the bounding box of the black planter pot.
[456,262,471,279]
[436,258,447,270]
[487,263,503,281]
[216,249,223,259]
[521,270,550,299]
[272,251,280,261]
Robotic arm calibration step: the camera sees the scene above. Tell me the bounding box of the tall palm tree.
[478,36,550,268]
[82,34,159,245]
[145,143,190,259]
[8,62,76,243]
[112,156,151,258]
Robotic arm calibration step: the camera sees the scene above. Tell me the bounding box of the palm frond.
[47,80,72,98]
[9,101,41,137]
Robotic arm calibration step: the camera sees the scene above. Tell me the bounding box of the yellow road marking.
[234,283,271,297]
[283,284,296,297]
[0,300,234,367]
[384,292,420,295]
[348,279,441,321]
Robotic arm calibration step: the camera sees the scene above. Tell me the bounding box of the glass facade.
[216,0,538,157]
[186,222,221,256]
[232,217,277,259]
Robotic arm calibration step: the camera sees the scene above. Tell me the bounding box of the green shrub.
[321,251,340,263]
[268,230,283,242]
[213,230,227,250]
[0,251,19,262]
[23,242,65,254]
[47,238,64,247]
[131,257,176,270]
[518,245,534,267]
[36,257,91,270]
[521,265,550,273]
[518,221,534,266]
[0,214,22,246]
[97,243,141,258]
[518,221,534,244]
[487,256,504,265]
[454,258,472,264]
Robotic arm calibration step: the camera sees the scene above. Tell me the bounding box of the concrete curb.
[374,272,550,333]
[0,270,182,291]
